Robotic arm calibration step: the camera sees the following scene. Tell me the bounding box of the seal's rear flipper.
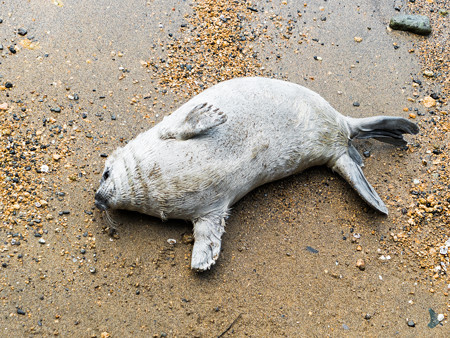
[332,154,388,215]
[191,212,226,271]
[348,116,419,146]
[160,103,227,140]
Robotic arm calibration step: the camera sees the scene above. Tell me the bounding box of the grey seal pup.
[95,77,418,271]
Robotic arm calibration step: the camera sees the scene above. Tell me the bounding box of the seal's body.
[95,77,418,271]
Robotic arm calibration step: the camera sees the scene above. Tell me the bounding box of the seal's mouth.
[95,200,108,211]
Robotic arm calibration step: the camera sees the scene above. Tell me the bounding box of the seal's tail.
[330,116,419,215]
[348,116,419,145]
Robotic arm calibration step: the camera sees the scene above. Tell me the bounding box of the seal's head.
[95,151,127,211]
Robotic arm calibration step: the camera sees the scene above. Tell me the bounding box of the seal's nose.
[94,191,107,210]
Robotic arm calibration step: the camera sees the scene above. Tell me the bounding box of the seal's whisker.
[105,209,119,229]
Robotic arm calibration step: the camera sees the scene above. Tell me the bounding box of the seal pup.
[95,77,418,271]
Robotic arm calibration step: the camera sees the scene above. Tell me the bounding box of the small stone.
[90,267,96,274]
[364,314,372,320]
[52,154,62,161]
[430,93,439,100]
[180,234,194,245]
[167,238,177,245]
[407,320,415,327]
[353,102,360,107]
[354,36,363,42]
[423,70,434,78]
[423,96,436,108]
[51,107,61,113]
[9,45,16,54]
[5,82,13,89]
[18,28,27,36]
[389,15,432,36]
[40,165,49,173]
[342,324,349,330]
[437,314,444,322]
[17,308,26,315]
[356,258,366,270]
[363,151,371,158]
[440,246,448,255]
[38,238,46,244]
[306,246,319,254]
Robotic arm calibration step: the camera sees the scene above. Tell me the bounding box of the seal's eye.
[103,170,110,180]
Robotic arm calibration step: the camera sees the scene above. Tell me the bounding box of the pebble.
[389,15,432,35]
[423,96,436,107]
[5,82,13,89]
[437,314,444,322]
[342,324,349,330]
[17,308,26,315]
[167,238,177,245]
[182,233,194,244]
[50,107,61,113]
[40,165,49,173]
[407,320,415,327]
[364,314,372,320]
[363,151,371,158]
[439,246,448,255]
[423,70,434,77]
[9,45,16,54]
[90,267,96,274]
[38,238,46,244]
[356,258,366,270]
[18,28,27,36]
[379,255,391,261]
[306,246,319,254]
[353,102,360,107]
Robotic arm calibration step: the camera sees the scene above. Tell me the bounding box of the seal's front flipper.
[191,212,226,271]
[332,154,388,215]
[160,103,227,140]
[348,116,419,146]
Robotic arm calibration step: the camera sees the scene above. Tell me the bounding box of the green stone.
[389,15,431,36]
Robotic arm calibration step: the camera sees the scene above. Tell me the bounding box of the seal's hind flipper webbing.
[332,154,388,215]
[160,103,227,140]
[348,116,419,146]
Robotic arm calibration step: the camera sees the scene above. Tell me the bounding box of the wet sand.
[0,0,448,336]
